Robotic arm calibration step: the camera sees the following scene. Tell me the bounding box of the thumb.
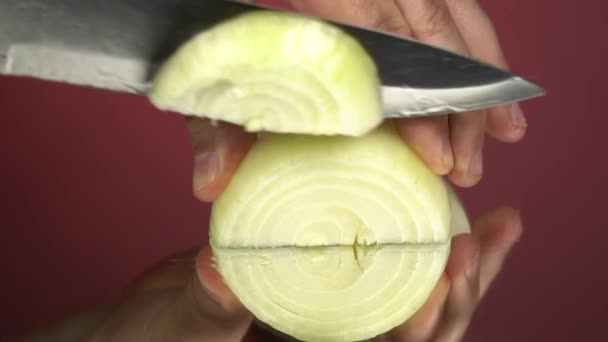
[187,118,256,202]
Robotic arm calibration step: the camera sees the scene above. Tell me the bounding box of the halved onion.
[149,11,382,136]
[209,125,465,341]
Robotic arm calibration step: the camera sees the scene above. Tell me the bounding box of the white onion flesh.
[215,245,449,341]
[148,10,471,341]
[149,11,383,136]
[209,125,466,341]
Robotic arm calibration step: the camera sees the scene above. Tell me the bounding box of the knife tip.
[512,76,547,101]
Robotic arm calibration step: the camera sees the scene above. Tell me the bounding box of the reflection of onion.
[210,125,467,341]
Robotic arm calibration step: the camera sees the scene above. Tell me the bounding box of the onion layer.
[210,125,465,341]
[149,11,383,136]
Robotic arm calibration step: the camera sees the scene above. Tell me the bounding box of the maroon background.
[1,0,606,341]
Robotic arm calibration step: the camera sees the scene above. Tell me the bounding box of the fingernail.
[465,250,481,280]
[442,140,454,173]
[510,103,527,128]
[467,149,483,180]
[193,152,218,192]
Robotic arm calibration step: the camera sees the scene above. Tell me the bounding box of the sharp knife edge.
[5,43,543,117]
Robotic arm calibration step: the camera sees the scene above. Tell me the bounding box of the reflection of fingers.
[472,207,523,297]
[396,116,453,175]
[445,0,527,143]
[84,246,251,341]
[447,111,486,187]
[194,246,249,317]
[151,246,252,340]
[432,234,480,342]
[128,248,199,293]
[389,275,450,342]
[186,118,256,202]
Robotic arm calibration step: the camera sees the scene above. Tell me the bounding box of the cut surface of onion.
[149,11,383,136]
[210,125,466,341]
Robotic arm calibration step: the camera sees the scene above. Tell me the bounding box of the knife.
[0,0,544,117]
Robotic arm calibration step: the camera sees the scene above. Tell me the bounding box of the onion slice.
[149,11,383,136]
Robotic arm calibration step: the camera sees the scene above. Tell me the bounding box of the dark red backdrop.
[1,0,606,341]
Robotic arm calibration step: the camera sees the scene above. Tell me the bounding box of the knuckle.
[370,15,410,35]
[349,0,411,35]
[412,0,453,39]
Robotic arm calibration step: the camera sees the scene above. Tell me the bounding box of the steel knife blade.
[0,0,545,117]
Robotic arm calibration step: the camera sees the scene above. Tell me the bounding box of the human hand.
[287,0,527,187]
[379,206,522,341]
[190,0,529,202]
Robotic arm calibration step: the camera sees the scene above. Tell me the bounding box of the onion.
[210,124,466,341]
[149,11,383,136]
[149,10,470,341]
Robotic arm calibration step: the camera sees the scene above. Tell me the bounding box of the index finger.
[445,0,528,143]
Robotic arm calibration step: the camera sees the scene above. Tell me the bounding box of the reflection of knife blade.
[0,0,544,117]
